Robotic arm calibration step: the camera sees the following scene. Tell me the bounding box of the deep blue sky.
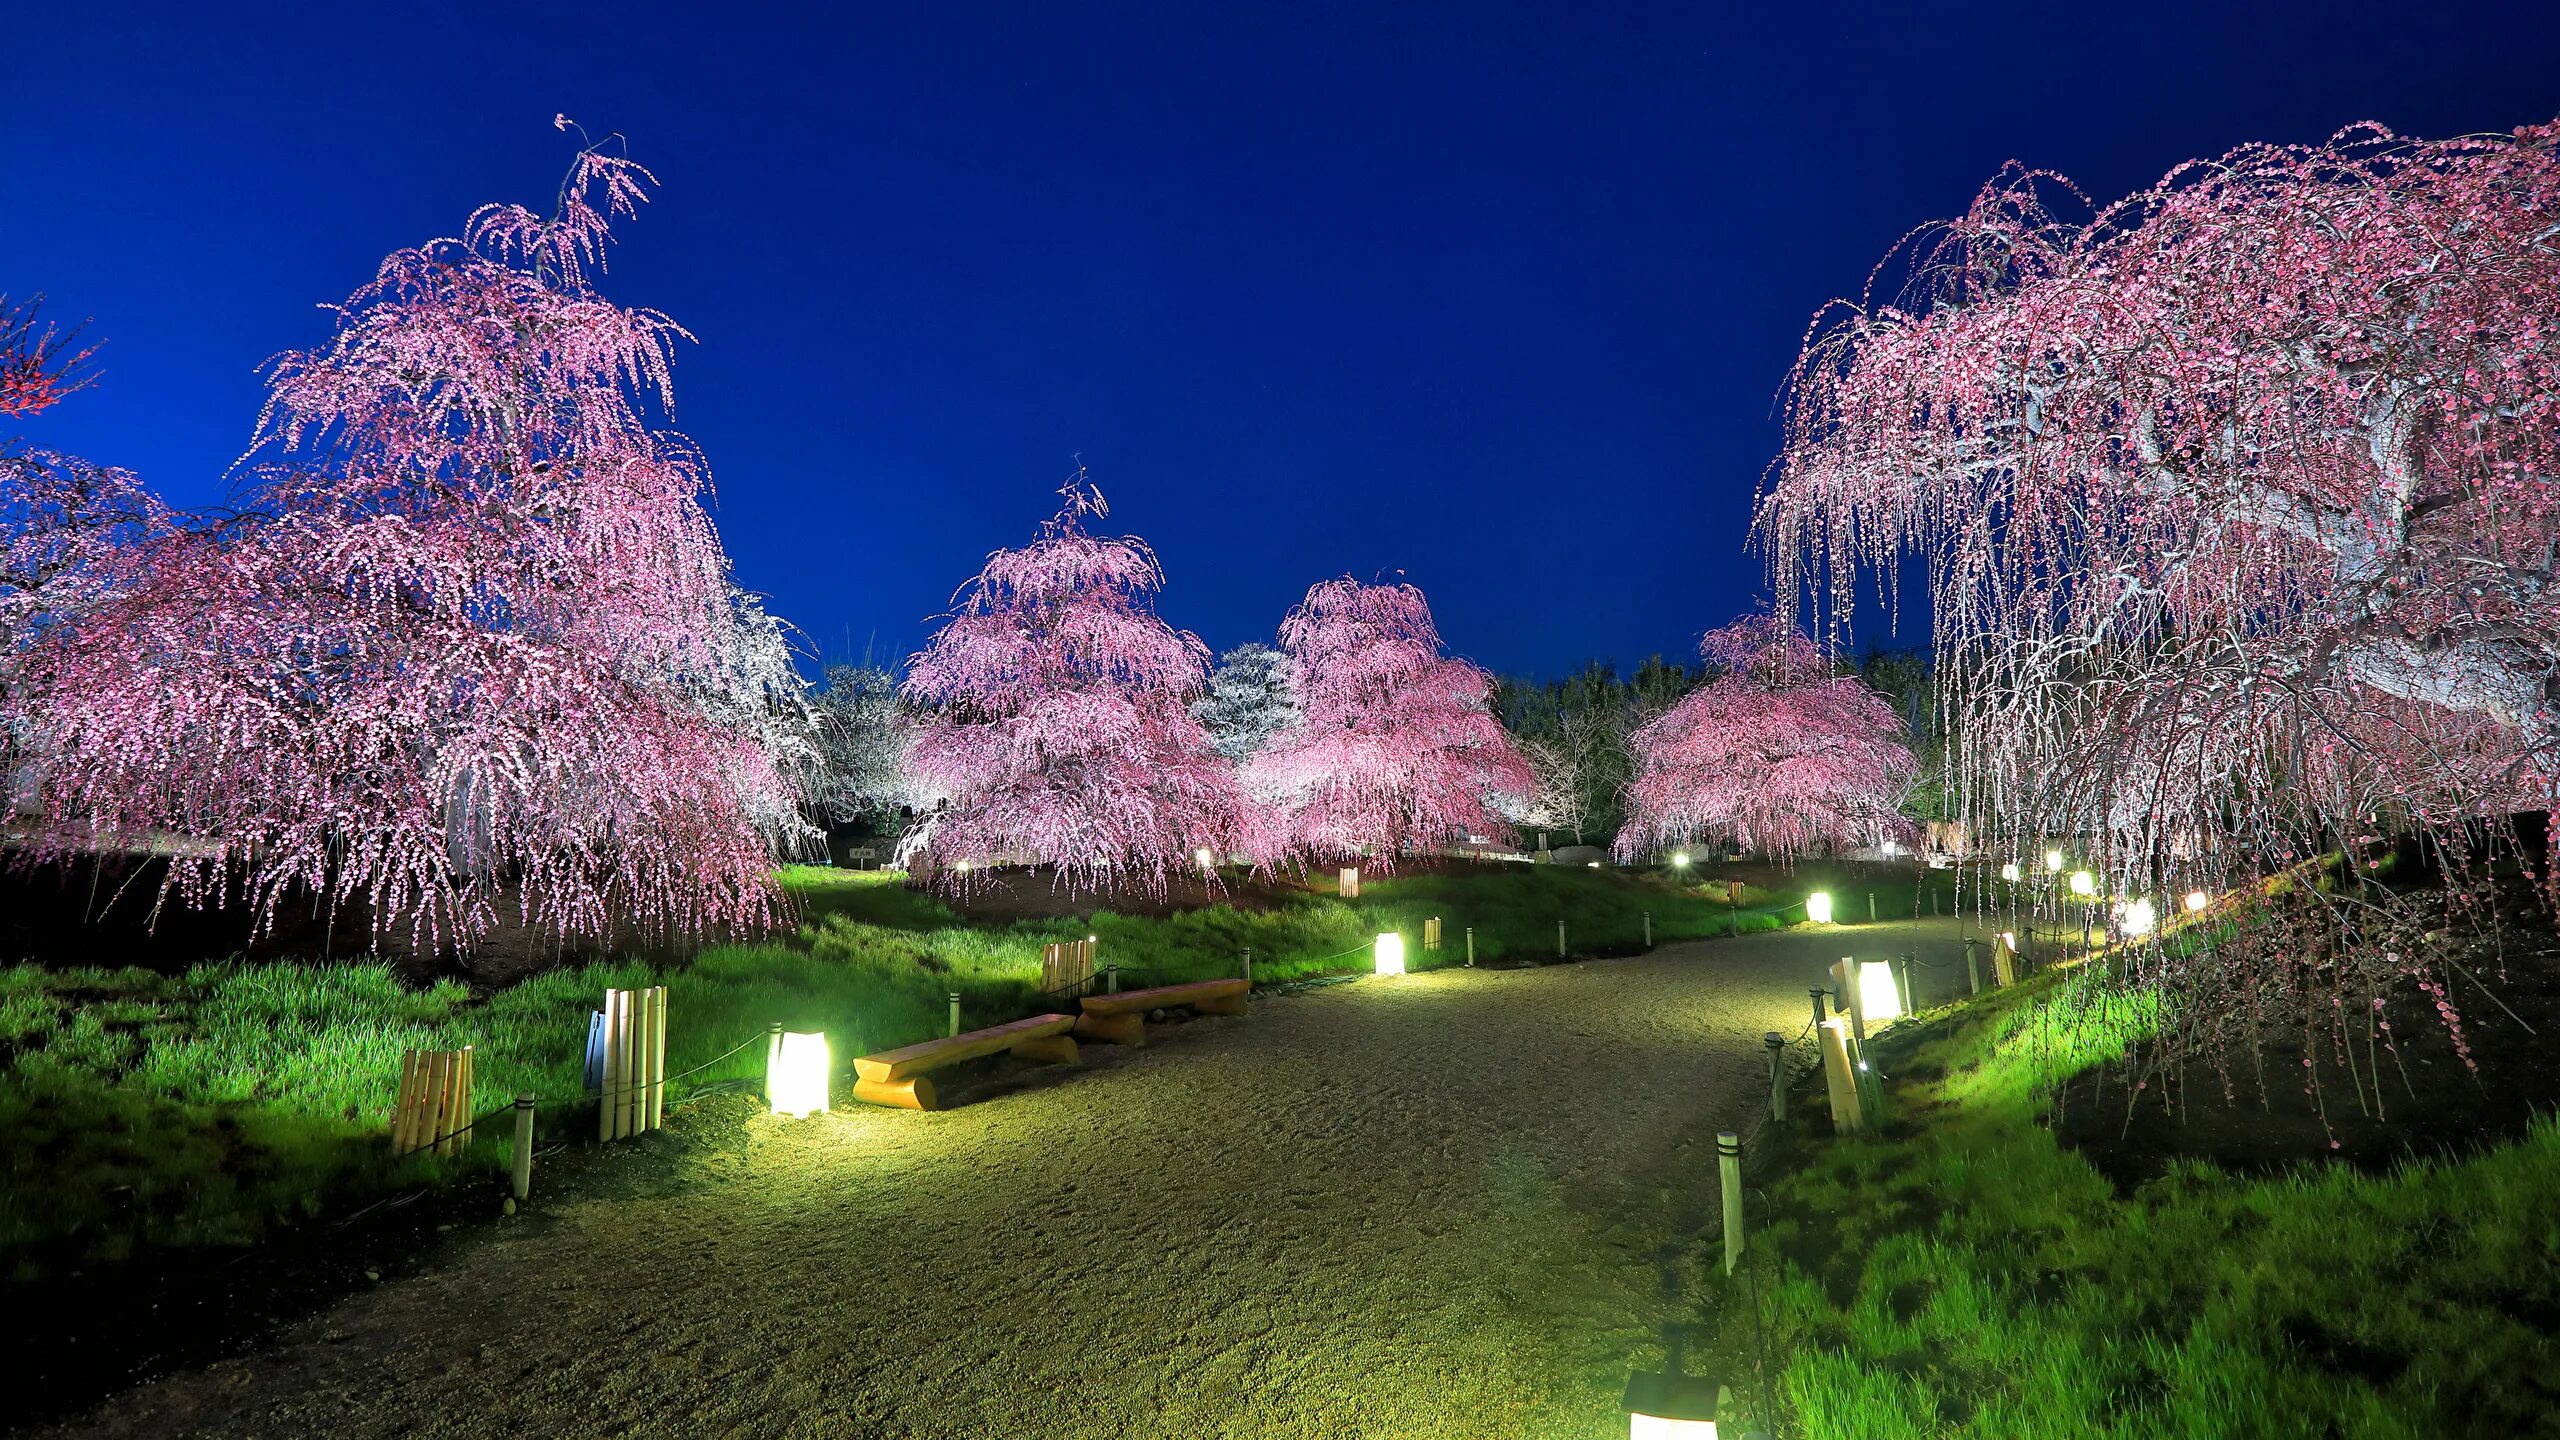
[8,1,2557,678]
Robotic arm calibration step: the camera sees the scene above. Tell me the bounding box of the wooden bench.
[850,1012,1080,1110]
[1075,978,1248,1046]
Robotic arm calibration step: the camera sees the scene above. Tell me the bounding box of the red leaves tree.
[3,135,807,952]
[1615,616,1916,863]
[1247,578,1530,866]
[1763,121,2560,893]
[902,477,1242,894]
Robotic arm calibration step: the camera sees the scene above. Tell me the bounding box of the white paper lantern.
[1373,932,1406,976]
[769,1031,830,1118]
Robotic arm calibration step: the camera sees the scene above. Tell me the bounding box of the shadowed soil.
[34,919,1980,1440]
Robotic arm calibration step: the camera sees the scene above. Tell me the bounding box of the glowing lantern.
[2185,890,2210,913]
[1672,852,1690,868]
[1623,1372,1722,1437]
[955,859,972,873]
[1805,891,1833,924]
[2043,848,2065,872]
[769,1031,830,1118]
[1998,930,2017,952]
[1195,847,1215,870]
[2120,897,2158,937]
[1999,861,2020,882]
[1880,839,1900,856]
[1373,932,1406,976]
[2068,870,2096,897]
[1588,861,1602,869]
[1858,960,1904,1024]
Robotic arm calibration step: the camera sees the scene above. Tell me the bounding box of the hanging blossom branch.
[902,474,1245,895]
[0,296,99,419]
[2,128,811,953]
[1615,614,1918,864]
[1246,577,1532,868]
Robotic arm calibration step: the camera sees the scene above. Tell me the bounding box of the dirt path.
[43,918,1982,1440]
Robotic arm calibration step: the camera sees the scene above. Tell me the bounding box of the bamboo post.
[1897,955,1915,1017]
[1763,1031,1786,1123]
[1728,880,1740,937]
[1465,927,1475,966]
[1642,911,1652,948]
[1105,961,1120,995]
[1868,891,1877,923]
[1819,1019,1861,1134]
[429,1048,459,1155]
[766,1023,783,1102]
[454,1046,475,1156]
[1241,947,1252,984]
[1557,921,1567,958]
[1965,938,1981,995]
[1995,935,2017,987]
[1931,886,1940,917]
[948,992,962,1038]
[511,1093,535,1201]
[603,990,622,1142]
[645,985,666,1133]
[1718,1131,1745,1275]
[392,1051,421,1152]
[618,990,639,1140]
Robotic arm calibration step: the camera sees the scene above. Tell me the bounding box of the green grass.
[0,860,1810,1279]
[1722,961,2560,1437]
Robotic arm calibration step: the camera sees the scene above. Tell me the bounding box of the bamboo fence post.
[392,1050,421,1152]
[1465,927,1475,966]
[619,989,640,1140]
[1897,955,1915,1016]
[1833,958,1866,1042]
[598,991,621,1142]
[1556,921,1566,958]
[1642,911,1652,948]
[426,1047,456,1155]
[1241,947,1252,984]
[1965,938,1981,995]
[1994,936,2017,987]
[455,1046,475,1156]
[646,985,666,1133]
[766,1023,783,1102]
[947,992,962,1038]
[511,1093,535,1201]
[1718,1131,1745,1274]
[1763,1031,1786,1122]
[1819,1019,1861,1134]
[1728,880,1740,937]
[1868,891,1877,923]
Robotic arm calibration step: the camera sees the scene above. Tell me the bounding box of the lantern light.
[1999,861,2020,883]
[1373,932,1406,977]
[1806,891,1834,925]
[956,859,972,873]
[2044,848,2065,872]
[2120,897,2158,937]
[1672,852,1690,868]
[769,1031,830,1118]
[1624,1371,1723,1438]
[2068,870,2096,897]
[2184,890,2210,914]
[1195,847,1215,869]
[1858,960,1904,1024]
[1588,861,1602,869]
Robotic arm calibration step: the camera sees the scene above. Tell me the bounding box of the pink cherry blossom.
[1615,614,1917,863]
[903,476,1244,894]
[1246,578,1530,866]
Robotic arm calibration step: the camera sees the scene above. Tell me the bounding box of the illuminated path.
[49,917,1982,1440]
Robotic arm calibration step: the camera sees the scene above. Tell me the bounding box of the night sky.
[8,1,2557,678]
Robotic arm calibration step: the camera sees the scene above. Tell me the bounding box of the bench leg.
[1011,1034,1080,1064]
[1192,993,1247,1017]
[852,1076,940,1111]
[1074,1011,1145,1046]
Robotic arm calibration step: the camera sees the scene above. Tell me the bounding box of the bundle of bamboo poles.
[1040,938,1097,994]
[1423,916,1442,951]
[599,985,667,1142]
[393,1045,477,1157]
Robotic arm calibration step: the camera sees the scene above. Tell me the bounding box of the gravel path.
[45,917,1980,1440]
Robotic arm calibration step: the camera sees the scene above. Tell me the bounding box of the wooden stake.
[1718,1131,1745,1274]
[1868,891,1877,923]
[1642,911,1652,948]
[1556,921,1566,958]
[948,992,962,1038]
[1465,927,1475,966]
[599,990,622,1142]
[1763,1031,1786,1123]
[646,985,666,1133]
[511,1093,535,1201]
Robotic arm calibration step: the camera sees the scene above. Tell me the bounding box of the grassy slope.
[0,861,1812,1277]
[1731,962,2560,1438]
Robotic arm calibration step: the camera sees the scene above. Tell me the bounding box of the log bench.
[850,1012,1079,1110]
[1074,977,1249,1046]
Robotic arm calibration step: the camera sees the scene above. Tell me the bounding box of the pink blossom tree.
[3,130,808,951]
[1762,119,2560,892]
[1615,615,1916,863]
[1247,578,1530,865]
[902,476,1242,894]
[1760,119,2560,1085]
